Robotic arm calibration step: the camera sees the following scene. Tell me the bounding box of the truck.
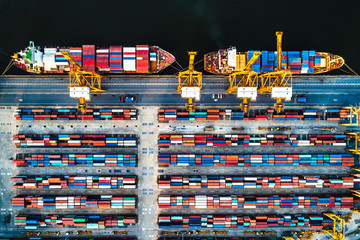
[119,95,137,103]
[204,126,215,131]
[297,95,307,103]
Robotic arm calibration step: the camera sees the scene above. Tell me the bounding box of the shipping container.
[158,134,353,148]
[13,195,137,209]
[14,215,137,229]
[82,45,95,72]
[123,47,136,72]
[158,214,333,229]
[158,175,357,189]
[11,175,137,189]
[158,108,350,122]
[13,153,137,167]
[13,134,137,148]
[158,195,353,209]
[13,108,138,121]
[158,153,355,167]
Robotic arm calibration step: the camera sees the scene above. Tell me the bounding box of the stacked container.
[158,153,354,167]
[109,46,123,73]
[11,175,137,189]
[158,134,351,147]
[158,195,353,209]
[12,195,137,209]
[158,108,350,122]
[13,153,137,167]
[158,215,332,229]
[82,45,95,72]
[136,45,149,73]
[13,108,138,121]
[123,47,136,72]
[96,48,110,72]
[13,134,137,147]
[14,215,137,229]
[288,51,301,73]
[325,109,351,121]
[69,47,82,66]
[158,175,356,189]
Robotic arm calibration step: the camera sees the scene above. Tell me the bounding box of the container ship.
[204,48,344,74]
[12,41,175,74]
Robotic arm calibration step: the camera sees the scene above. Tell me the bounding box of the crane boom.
[188,52,196,71]
[259,31,292,113]
[276,31,283,71]
[61,52,83,71]
[245,52,261,71]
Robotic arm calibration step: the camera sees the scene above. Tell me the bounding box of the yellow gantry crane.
[341,107,360,126]
[177,51,202,112]
[345,132,360,154]
[227,52,261,112]
[259,32,293,113]
[60,51,105,113]
[322,213,345,239]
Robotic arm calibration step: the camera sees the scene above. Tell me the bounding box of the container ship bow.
[12,41,175,74]
[204,47,344,74]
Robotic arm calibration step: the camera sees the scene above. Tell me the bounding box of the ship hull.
[204,48,344,75]
[13,42,175,75]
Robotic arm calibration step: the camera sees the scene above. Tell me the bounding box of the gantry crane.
[345,132,360,154]
[60,51,105,113]
[227,52,261,112]
[322,213,345,239]
[259,32,293,113]
[177,51,202,112]
[341,107,360,126]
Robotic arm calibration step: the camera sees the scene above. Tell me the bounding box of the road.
[1,75,360,94]
[0,92,359,108]
[0,75,360,107]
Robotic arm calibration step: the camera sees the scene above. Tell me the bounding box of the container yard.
[1,103,360,240]
[1,59,360,240]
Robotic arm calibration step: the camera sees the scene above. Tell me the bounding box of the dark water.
[0,0,359,75]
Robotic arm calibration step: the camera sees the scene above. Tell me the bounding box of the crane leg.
[241,98,251,113]
[186,98,195,113]
[274,98,284,113]
[78,97,88,114]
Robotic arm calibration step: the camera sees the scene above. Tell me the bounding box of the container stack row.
[96,48,110,72]
[109,46,123,73]
[11,175,137,189]
[158,134,351,147]
[325,109,352,121]
[82,45,95,72]
[158,108,350,121]
[123,47,136,72]
[12,195,137,209]
[158,238,268,240]
[13,108,138,121]
[13,134,137,147]
[69,47,82,66]
[136,45,149,73]
[158,195,353,209]
[13,153,137,167]
[158,153,354,167]
[158,214,332,229]
[14,215,137,229]
[158,175,356,189]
